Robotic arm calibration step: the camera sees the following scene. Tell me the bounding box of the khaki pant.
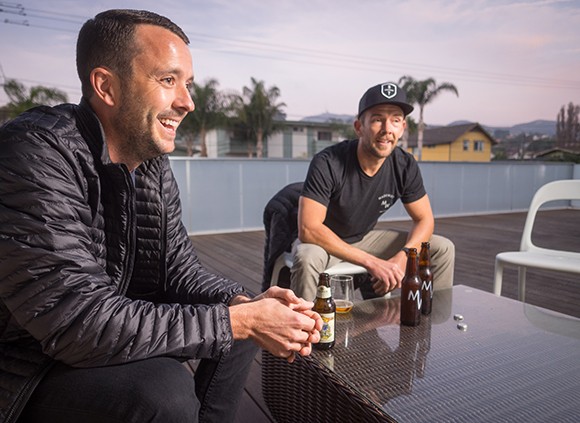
[290,229,455,301]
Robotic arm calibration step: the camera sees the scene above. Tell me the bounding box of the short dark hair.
[76,9,189,98]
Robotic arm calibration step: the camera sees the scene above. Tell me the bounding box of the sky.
[0,0,579,127]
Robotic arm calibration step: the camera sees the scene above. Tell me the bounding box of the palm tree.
[3,79,68,118]
[179,79,227,157]
[234,77,286,158]
[398,76,459,161]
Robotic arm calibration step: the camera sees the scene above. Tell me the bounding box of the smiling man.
[290,82,455,301]
[0,9,322,423]
[78,15,196,169]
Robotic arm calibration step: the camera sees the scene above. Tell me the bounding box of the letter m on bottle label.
[408,290,422,310]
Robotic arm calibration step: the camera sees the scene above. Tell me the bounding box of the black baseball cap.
[357,82,414,118]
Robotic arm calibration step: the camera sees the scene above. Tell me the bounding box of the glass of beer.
[330,275,354,313]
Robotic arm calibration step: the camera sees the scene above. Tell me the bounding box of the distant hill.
[507,120,556,136]
[440,119,555,138]
[302,114,557,138]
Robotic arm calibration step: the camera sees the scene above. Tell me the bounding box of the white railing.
[169,158,579,235]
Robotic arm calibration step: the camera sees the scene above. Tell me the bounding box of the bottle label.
[421,280,433,298]
[319,312,335,343]
[407,289,422,310]
[317,285,331,299]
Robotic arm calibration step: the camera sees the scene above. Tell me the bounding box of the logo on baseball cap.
[358,82,414,118]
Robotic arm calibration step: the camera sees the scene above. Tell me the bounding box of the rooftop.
[407,122,497,147]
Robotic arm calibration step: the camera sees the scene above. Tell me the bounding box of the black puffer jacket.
[0,100,246,422]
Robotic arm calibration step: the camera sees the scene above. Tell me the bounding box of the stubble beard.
[365,136,397,160]
[113,92,164,167]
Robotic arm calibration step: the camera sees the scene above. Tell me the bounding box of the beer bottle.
[419,242,433,315]
[400,248,421,327]
[313,273,335,350]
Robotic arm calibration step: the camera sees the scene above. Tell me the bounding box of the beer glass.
[330,275,354,313]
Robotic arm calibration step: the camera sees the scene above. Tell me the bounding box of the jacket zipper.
[159,169,167,284]
[4,361,54,423]
[118,167,136,296]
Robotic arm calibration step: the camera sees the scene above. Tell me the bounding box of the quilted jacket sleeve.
[0,109,239,367]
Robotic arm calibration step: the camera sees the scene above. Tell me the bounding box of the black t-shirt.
[302,139,426,243]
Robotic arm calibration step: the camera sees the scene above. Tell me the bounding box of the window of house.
[318,131,332,141]
[474,140,484,152]
[463,140,469,151]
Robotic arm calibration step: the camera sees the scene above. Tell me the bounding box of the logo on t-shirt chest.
[378,193,395,214]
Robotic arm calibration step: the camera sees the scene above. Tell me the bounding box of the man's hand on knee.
[367,255,405,295]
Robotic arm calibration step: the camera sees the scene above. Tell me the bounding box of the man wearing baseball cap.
[290,82,455,301]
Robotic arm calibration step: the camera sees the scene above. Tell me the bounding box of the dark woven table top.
[264,285,580,423]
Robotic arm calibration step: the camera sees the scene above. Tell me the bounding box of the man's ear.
[90,67,118,107]
[354,118,363,137]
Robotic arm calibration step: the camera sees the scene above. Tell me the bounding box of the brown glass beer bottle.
[313,273,335,350]
[400,248,422,327]
[419,242,433,315]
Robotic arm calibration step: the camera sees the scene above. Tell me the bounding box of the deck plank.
[191,209,580,317]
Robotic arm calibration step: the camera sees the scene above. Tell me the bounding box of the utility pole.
[519,134,527,160]
[0,62,7,108]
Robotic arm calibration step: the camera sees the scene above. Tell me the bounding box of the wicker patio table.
[262,285,580,422]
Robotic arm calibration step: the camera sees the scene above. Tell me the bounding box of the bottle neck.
[406,249,419,276]
[419,243,431,265]
[317,285,331,299]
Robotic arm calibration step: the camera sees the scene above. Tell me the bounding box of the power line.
[0,2,85,22]
[185,30,580,88]
[0,1,82,32]
[1,3,580,92]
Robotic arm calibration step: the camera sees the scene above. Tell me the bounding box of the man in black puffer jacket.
[0,9,322,423]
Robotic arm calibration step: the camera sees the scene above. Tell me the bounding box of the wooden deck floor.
[189,208,580,422]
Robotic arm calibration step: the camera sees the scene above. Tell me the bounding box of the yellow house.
[407,123,497,162]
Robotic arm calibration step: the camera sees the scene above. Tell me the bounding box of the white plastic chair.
[270,251,367,288]
[271,252,397,300]
[493,179,580,301]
